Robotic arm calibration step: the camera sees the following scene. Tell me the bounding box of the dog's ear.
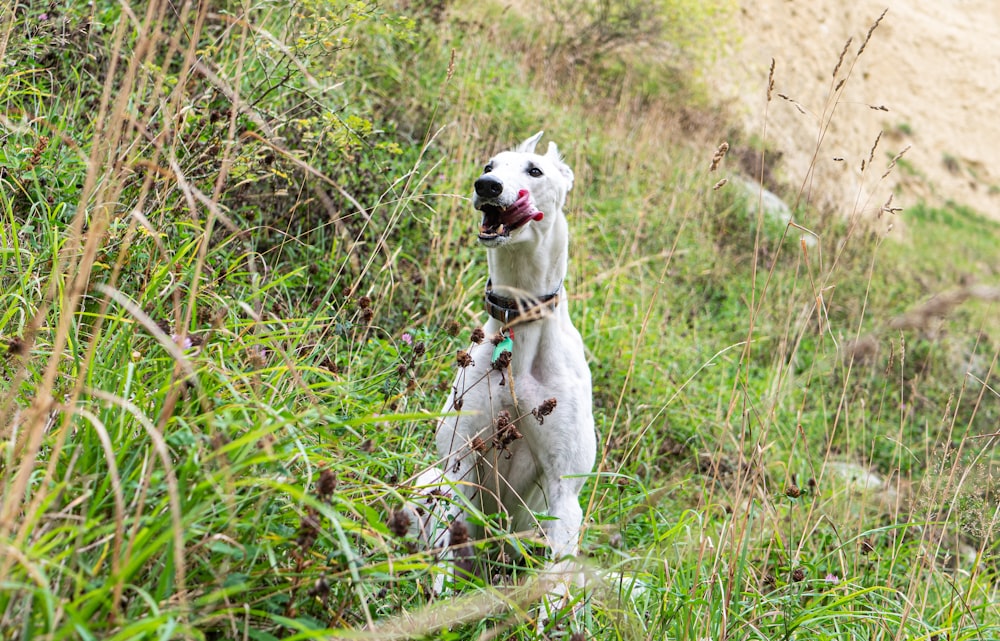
[515,131,544,154]
[546,141,575,188]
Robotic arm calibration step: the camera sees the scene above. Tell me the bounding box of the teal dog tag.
[491,335,513,364]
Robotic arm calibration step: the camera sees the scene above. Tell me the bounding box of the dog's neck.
[484,220,568,305]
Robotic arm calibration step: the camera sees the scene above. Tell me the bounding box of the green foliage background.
[0,1,997,639]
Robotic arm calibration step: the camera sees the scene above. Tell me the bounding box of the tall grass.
[0,1,997,640]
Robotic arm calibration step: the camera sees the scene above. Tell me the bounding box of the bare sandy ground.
[717,0,1000,220]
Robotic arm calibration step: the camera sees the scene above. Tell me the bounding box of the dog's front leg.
[535,477,588,627]
[536,479,584,632]
[544,485,585,563]
[406,467,469,595]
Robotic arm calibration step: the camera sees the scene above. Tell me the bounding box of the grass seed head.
[857,8,888,57]
[767,58,775,102]
[710,141,729,171]
[832,37,853,79]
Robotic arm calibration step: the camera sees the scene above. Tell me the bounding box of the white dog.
[411,132,596,601]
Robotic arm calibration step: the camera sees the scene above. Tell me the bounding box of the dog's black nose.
[475,175,503,198]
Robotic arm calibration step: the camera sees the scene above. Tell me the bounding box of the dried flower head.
[471,436,487,453]
[762,572,777,592]
[316,468,337,500]
[296,507,321,551]
[492,349,512,371]
[449,519,470,545]
[25,135,49,170]
[785,484,802,499]
[6,336,26,358]
[791,567,806,582]
[493,410,522,455]
[532,397,557,424]
[155,319,171,335]
[308,575,331,599]
[470,327,485,344]
[860,537,875,555]
[388,509,411,538]
[449,519,474,576]
[413,341,426,357]
[357,295,372,309]
[445,320,461,336]
[456,350,473,368]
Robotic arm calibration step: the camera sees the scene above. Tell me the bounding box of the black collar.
[484,279,561,326]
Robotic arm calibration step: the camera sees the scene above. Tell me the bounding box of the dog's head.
[474,131,574,248]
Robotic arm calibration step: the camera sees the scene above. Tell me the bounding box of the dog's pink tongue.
[502,190,543,225]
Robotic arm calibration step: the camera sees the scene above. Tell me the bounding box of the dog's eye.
[483,164,493,173]
[527,166,543,177]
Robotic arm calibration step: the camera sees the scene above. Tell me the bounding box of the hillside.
[0,2,998,639]
[719,0,1000,219]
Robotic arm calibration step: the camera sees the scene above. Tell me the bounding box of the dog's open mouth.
[478,189,544,241]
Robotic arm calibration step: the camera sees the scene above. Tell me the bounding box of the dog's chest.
[446,327,589,447]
